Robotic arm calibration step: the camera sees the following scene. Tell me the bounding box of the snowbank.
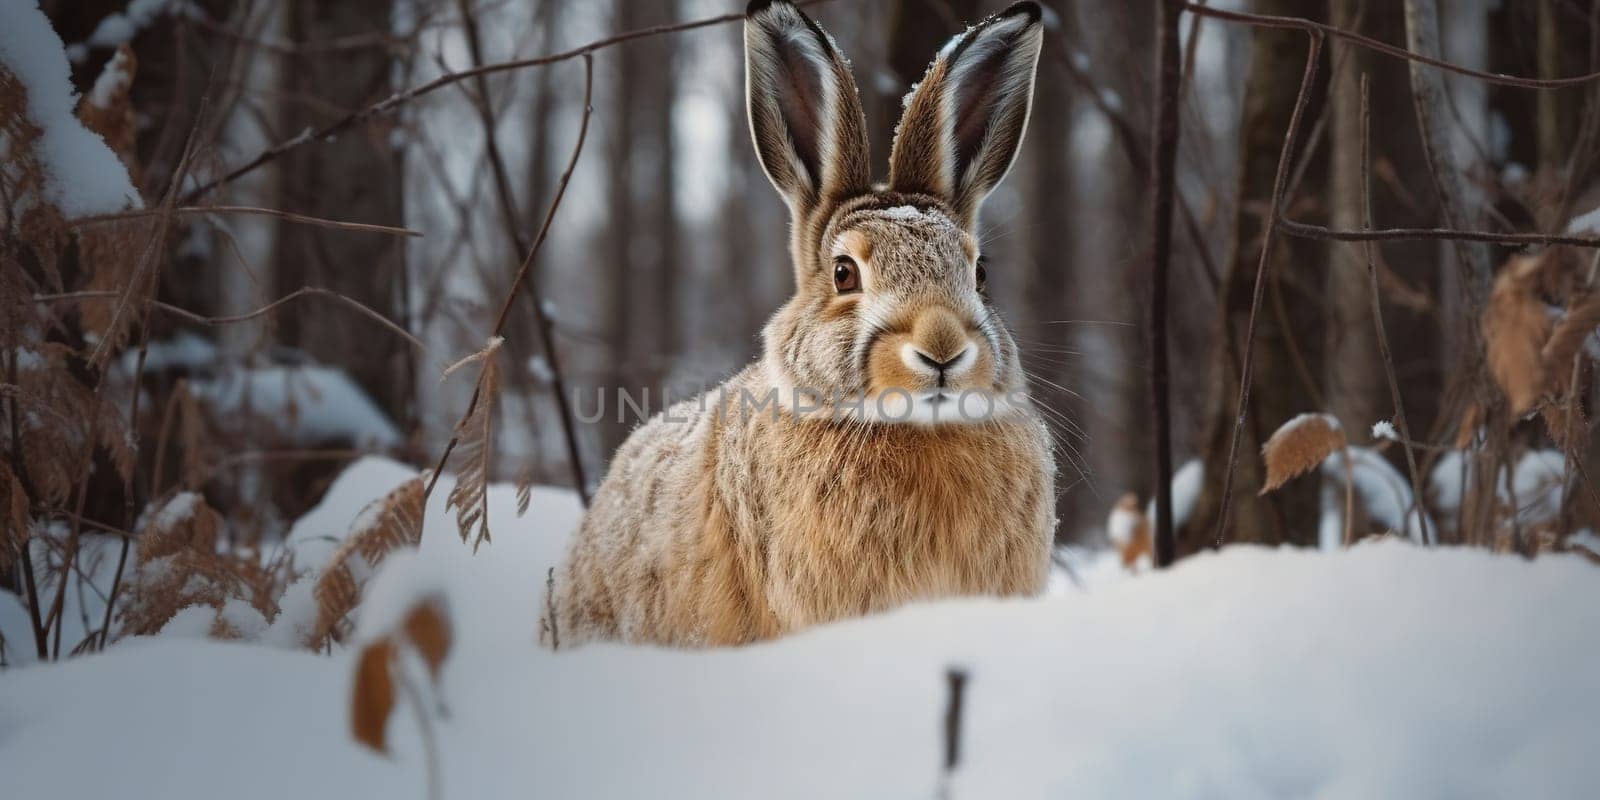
[3,460,1599,798]
[190,365,403,449]
[0,1,142,217]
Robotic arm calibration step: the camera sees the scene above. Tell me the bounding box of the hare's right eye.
[833,256,861,294]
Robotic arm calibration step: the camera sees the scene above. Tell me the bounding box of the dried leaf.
[515,465,533,517]
[1543,289,1600,397]
[0,461,29,572]
[446,339,503,551]
[1261,413,1347,494]
[351,639,396,753]
[1484,255,1555,415]
[401,597,452,682]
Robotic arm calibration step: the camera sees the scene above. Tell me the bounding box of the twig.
[393,661,442,800]
[182,0,839,203]
[1183,2,1600,89]
[206,448,369,469]
[42,510,137,540]
[37,287,431,359]
[454,0,589,506]
[5,377,48,659]
[1356,75,1432,547]
[1211,29,1325,549]
[67,205,422,238]
[1149,0,1184,566]
[1279,218,1600,248]
[421,54,597,515]
[544,565,559,652]
[938,667,968,800]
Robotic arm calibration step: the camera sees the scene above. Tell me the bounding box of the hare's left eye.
[833,256,861,294]
[975,256,989,291]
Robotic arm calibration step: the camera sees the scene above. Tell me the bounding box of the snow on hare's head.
[745,0,1044,425]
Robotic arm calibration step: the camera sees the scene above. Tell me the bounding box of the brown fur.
[550,1,1052,646]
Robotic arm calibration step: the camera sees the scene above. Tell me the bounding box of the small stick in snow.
[544,566,560,652]
[941,667,968,797]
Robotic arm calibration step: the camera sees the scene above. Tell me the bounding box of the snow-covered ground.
[3,458,1599,798]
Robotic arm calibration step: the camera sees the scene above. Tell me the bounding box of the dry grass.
[311,476,426,648]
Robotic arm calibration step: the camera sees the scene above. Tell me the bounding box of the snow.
[86,46,135,109]
[878,204,931,222]
[156,604,216,639]
[13,346,46,371]
[1429,449,1566,527]
[1568,205,1600,236]
[116,331,219,375]
[215,597,269,639]
[261,577,318,648]
[1,530,125,665]
[1322,446,1430,543]
[4,531,1600,796]
[8,458,1600,795]
[1149,458,1204,529]
[1105,504,1139,547]
[83,0,180,49]
[190,365,401,449]
[1430,450,1467,515]
[1508,449,1565,526]
[527,355,554,384]
[1569,529,1600,557]
[142,490,200,532]
[1370,420,1398,442]
[1098,88,1123,113]
[0,0,143,217]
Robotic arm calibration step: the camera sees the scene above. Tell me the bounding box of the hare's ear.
[744,0,870,213]
[888,1,1044,229]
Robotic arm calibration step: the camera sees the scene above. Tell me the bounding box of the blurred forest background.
[8,0,1600,629]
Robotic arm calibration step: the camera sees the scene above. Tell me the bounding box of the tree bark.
[1324,0,1382,437]
[276,0,410,424]
[1178,0,1328,557]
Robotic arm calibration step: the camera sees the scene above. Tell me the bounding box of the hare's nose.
[904,343,974,383]
[915,349,967,373]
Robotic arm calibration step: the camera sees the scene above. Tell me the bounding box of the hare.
[550,0,1055,647]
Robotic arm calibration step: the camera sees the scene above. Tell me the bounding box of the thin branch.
[1279,218,1600,248]
[37,287,431,358]
[182,0,839,203]
[1211,30,1325,549]
[453,0,588,505]
[1357,74,1432,547]
[68,205,422,238]
[1183,2,1600,89]
[5,370,49,659]
[422,54,597,513]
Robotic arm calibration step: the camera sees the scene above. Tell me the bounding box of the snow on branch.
[0,1,142,219]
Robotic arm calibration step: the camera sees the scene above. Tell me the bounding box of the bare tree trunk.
[600,0,679,456]
[1024,0,1081,542]
[277,0,410,423]
[1179,0,1327,557]
[1324,0,1381,436]
[1405,0,1495,545]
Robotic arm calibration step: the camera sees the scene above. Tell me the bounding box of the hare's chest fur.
[731,409,1055,630]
